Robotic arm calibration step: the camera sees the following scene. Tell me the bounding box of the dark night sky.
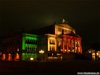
[0,0,100,46]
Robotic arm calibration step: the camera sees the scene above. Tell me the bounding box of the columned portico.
[70,38,72,52]
[77,39,79,54]
[63,38,65,53]
[80,39,82,54]
[62,35,82,54]
[67,38,69,53]
[74,38,76,53]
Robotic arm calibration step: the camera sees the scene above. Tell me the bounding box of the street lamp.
[30,57,34,60]
[39,50,44,61]
[39,50,44,54]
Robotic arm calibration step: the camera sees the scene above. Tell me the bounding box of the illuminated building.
[32,19,82,61]
[1,19,83,61]
[2,33,38,61]
[87,49,100,60]
[21,33,38,61]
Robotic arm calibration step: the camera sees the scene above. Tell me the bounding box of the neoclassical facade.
[45,20,82,54]
[1,19,82,61]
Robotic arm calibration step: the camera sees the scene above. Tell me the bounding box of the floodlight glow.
[2,54,6,60]
[88,51,91,53]
[15,53,20,60]
[39,50,44,54]
[8,53,12,61]
[30,57,34,60]
[17,48,19,52]
[61,56,62,60]
[92,53,95,55]
[96,53,98,56]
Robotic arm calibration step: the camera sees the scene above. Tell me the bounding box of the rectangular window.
[64,30,67,34]
[50,46,55,51]
[50,40,55,44]
[58,28,62,31]
[25,40,37,44]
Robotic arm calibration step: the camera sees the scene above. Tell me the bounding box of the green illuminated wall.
[22,33,37,37]
[22,33,38,51]
[22,53,37,60]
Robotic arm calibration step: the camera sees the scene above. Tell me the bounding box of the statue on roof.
[62,19,68,24]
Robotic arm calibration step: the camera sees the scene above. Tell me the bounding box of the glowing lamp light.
[39,50,44,54]
[15,53,20,60]
[57,53,62,56]
[0,52,2,55]
[52,53,53,56]
[17,48,19,52]
[72,49,74,52]
[68,50,70,52]
[8,53,12,61]
[61,56,62,60]
[2,54,6,60]
[88,51,91,53]
[61,49,63,51]
[92,53,95,56]
[30,57,34,60]
[96,53,98,56]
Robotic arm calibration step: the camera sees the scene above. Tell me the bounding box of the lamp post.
[39,50,44,61]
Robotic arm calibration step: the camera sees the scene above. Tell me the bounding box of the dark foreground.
[0,60,100,75]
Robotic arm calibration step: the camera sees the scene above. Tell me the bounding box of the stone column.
[74,39,76,53]
[67,38,69,53]
[48,38,50,51]
[63,38,65,53]
[77,39,79,54]
[80,39,82,54]
[70,39,72,52]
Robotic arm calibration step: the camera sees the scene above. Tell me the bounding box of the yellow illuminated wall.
[48,36,57,52]
[55,24,76,35]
